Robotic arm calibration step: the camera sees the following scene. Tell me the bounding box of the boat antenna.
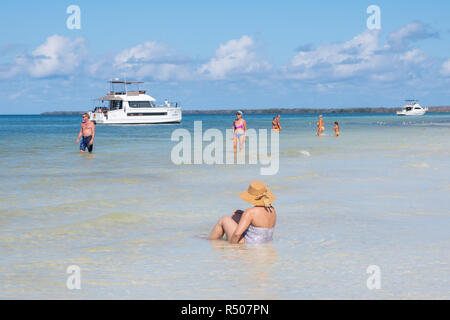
[123,72,127,94]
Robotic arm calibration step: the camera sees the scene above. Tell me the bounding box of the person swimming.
[334,121,340,137]
[317,115,325,137]
[208,181,276,244]
[233,111,247,153]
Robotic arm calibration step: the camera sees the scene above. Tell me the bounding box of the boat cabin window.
[414,107,421,110]
[128,101,156,108]
[110,100,123,110]
[406,107,412,111]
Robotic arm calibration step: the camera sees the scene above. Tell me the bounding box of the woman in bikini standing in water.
[233,111,247,153]
[317,115,325,137]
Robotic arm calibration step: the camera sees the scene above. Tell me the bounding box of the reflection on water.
[0,114,449,299]
[210,240,279,298]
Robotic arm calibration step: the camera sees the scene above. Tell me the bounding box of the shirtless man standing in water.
[76,113,95,153]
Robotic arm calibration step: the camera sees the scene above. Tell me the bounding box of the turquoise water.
[0,113,449,299]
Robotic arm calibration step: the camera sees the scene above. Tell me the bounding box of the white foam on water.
[300,150,311,157]
[408,162,430,168]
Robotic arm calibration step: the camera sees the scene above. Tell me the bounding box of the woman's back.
[248,206,276,229]
[243,206,276,244]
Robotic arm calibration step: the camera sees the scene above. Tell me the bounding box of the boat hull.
[89,108,182,125]
[396,110,427,116]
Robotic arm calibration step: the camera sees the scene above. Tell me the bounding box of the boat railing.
[159,101,180,108]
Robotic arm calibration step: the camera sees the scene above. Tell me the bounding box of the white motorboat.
[88,79,182,124]
[396,100,428,116]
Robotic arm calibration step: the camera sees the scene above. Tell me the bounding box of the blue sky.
[1,0,450,113]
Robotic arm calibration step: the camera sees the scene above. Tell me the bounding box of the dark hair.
[334,121,338,125]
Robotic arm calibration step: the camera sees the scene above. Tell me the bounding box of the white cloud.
[110,41,190,81]
[113,41,167,68]
[399,48,427,63]
[288,30,383,80]
[441,59,450,76]
[0,55,24,78]
[198,35,271,79]
[0,21,447,101]
[387,22,438,50]
[29,35,88,78]
[286,23,438,84]
[0,35,87,79]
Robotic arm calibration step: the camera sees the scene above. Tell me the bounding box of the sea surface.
[0,113,449,299]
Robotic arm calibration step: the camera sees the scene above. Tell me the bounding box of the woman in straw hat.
[209,181,276,244]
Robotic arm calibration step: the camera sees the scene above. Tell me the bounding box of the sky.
[1,0,450,113]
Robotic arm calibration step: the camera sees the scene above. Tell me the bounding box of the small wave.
[318,238,337,248]
[285,172,318,181]
[282,150,311,157]
[300,150,311,157]
[408,162,430,168]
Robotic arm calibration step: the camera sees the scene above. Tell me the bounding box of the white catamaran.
[88,79,182,124]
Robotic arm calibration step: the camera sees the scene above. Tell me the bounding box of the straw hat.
[238,181,275,207]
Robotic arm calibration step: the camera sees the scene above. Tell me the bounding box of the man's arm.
[90,123,95,145]
[76,126,82,143]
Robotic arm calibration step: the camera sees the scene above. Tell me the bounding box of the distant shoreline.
[40,106,450,115]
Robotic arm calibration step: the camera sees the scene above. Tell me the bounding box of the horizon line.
[2,105,450,116]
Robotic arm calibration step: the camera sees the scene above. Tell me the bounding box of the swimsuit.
[234,207,275,244]
[234,121,245,137]
[318,122,324,131]
[273,121,280,131]
[243,225,274,244]
[80,136,93,153]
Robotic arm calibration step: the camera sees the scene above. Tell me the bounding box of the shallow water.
[0,113,449,299]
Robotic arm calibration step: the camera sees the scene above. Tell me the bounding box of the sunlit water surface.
[0,113,449,299]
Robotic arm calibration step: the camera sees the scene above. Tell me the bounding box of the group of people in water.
[232,111,282,153]
[232,111,340,154]
[317,114,340,137]
[77,110,340,154]
[216,112,342,245]
[76,110,340,245]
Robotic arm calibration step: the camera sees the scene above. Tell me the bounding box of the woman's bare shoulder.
[247,206,276,214]
[243,207,256,214]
